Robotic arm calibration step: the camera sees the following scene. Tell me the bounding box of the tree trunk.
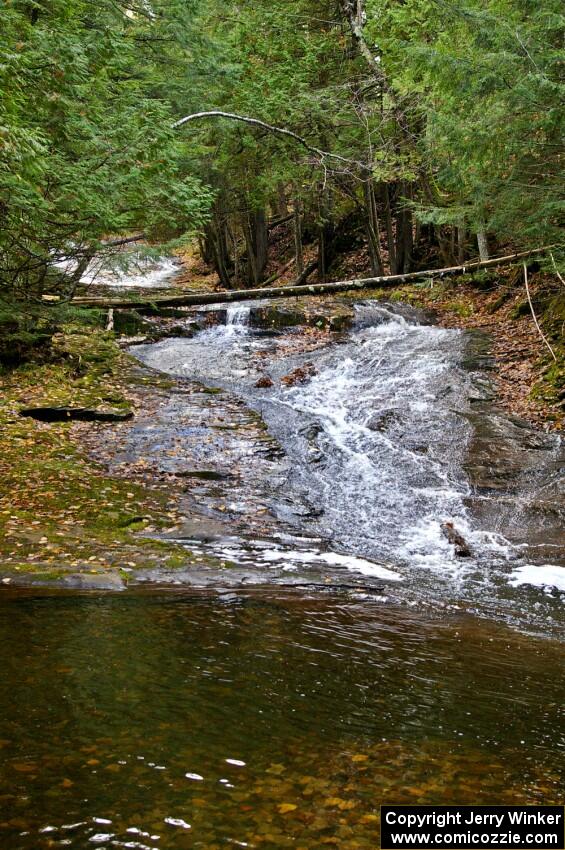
[277,182,288,217]
[318,222,336,283]
[382,183,396,274]
[436,225,452,266]
[74,248,553,309]
[206,218,232,289]
[364,180,384,276]
[254,209,268,282]
[477,229,489,261]
[227,221,240,284]
[457,224,466,264]
[294,201,304,275]
[245,208,268,286]
[394,183,413,274]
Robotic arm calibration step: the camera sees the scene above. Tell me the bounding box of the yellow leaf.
[324,797,345,807]
[277,804,297,814]
[351,754,369,763]
[267,763,285,775]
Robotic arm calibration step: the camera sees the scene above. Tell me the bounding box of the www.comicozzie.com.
[380,806,565,849]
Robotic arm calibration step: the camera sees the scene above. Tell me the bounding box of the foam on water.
[186,536,401,582]
[225,304,251,332]
[274,309,482,573]
[254,545,402,580]
[53,250,179,288]
[509,565,565,593]
[133,300,565,630]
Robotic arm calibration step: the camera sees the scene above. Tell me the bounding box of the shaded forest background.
[0,0,563,329]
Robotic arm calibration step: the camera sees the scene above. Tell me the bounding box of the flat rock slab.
[59,572,126,591]
[20,406,133,423]
[0,571,127,591]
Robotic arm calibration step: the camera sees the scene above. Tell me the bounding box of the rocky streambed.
[76,295,565,637]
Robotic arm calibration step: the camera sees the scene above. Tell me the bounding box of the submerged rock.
[60,572,126,591]
[281,362,317,386]
[365,409,402,432]
[255,374,274,388]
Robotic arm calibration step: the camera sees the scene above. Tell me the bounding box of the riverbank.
[0,326,199,589]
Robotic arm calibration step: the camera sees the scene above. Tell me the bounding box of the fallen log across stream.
[71,246,555,309]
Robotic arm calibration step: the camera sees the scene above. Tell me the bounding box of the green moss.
[164,552,191,569]
[486,288,513,313]
[509,299,531,319]
[0,328,191,576]
[546,291,565,326]
[442,299,475,318]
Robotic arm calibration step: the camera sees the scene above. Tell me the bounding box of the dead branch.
[173,110,369,172]
[70,246,557,310]
[523,263,557,362]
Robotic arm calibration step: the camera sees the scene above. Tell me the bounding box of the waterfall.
[226,304,251,328]
[131,300,565,630]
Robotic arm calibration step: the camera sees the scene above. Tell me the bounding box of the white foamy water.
[53,250,179,288]
[133,300,565,630]
[510,565,565,593]
[225,304,251,330]
[274,308,488,575]
[184,535,401,582]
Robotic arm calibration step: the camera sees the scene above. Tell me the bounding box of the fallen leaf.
[277,803,297,814]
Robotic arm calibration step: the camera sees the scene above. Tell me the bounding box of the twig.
[523,263,557,362]
[550,252,565,286]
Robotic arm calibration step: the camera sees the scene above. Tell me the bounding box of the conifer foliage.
[0,0,562,301]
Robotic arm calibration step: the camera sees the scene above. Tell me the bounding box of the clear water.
[0,590,563,849]
[3,297,563,847]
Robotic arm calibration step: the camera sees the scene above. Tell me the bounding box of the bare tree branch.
[173,110,370,172]
[523,263,557,362]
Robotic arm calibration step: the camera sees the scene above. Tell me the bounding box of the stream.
[132,300,565,636]
[1,285,564,849]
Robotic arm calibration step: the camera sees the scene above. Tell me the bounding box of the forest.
[0,2,564,848]
[1,0,563,298]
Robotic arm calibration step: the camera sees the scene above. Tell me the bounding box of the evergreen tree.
[0,0,212,300]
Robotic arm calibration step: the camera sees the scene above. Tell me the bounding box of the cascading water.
[225,304,251,330]
[133,300,565,632]
[52,248,179,288]
[270,308,477,572]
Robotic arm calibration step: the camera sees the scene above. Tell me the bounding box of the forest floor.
[0,329,202,588]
